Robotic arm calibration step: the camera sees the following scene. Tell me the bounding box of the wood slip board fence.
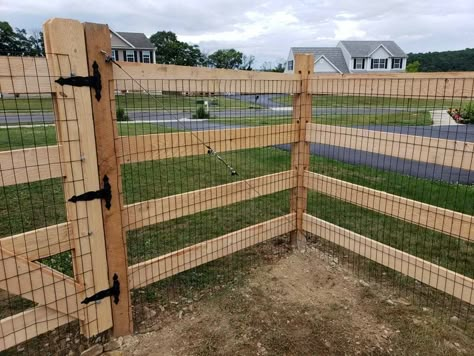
[1,17,474,353]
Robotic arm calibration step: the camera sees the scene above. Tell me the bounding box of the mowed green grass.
[1,135,472,281]
[209,111,432,126]
[0,123,175,151]
[0,94,256,112]
[275,94,464,109]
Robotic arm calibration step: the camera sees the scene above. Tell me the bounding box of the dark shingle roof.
[291,47,349,73]
[339,41,406,58]
[117,32,155,49]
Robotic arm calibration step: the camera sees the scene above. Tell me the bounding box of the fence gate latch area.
[55,60,102,101]
[82,273,120,305]
[69,175,112,209]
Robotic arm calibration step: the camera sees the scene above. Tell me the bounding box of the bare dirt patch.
[121,247,473,356]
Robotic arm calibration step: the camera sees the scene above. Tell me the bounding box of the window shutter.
[362,59,365,69]
[353,58,356,69]
[385,59,388,69]
[400,58,403,69]
[134,51,138,62]
[139,51,143,63]
[371,59,373,69]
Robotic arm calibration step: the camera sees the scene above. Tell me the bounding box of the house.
[285,41,407,74]
[110,30,156,63]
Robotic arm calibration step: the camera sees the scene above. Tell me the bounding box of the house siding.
[314,57,339,73]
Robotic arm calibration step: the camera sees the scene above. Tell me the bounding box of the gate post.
[43,19,113,336]
[83,22,133,336]
[290,54,314,249]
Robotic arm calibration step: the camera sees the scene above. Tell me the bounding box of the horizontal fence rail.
[117,124,299,164]
[128,213,296,289]
[304,171,474,242]
[302,214,474,304]
[306,123,474,171]
[123,171,297,230]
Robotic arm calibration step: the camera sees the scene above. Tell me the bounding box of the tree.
[260,62,285,73]
[240,54,255,70]
[149,31,205,66]
[0,21,44,56]
[406,60,420,73]
[208,49,243,69]
[407,48,474,72]
[272,63,285,73]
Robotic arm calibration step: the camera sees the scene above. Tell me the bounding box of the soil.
[119,245,474,356]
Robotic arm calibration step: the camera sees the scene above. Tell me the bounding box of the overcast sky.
[1,0,473,67]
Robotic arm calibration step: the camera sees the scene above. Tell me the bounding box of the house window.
[371,58,387,69]
[392,58,403,69]
[287,60,294,71]
[142,51,151,63]
[111,50,118,61]
[126,50,135,62]
[354,58,364,70]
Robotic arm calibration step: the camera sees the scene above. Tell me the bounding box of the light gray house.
[285,41,407,74]
[110,30,156,64]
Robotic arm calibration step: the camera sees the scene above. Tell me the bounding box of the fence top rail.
[310,71,474,80]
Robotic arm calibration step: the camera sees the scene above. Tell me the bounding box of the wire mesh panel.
[0,54,111,354]
[109,77,300,327]
[304,75,474,328]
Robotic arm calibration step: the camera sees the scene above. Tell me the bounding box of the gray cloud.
[1,0,473,67]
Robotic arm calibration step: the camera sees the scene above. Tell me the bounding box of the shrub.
[192,105,210,119]
[461,102,474,123]
[116,107,129,121]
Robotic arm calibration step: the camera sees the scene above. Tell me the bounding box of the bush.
[116,107,129,121]
[461,102,474,123]
[192,105,210,119]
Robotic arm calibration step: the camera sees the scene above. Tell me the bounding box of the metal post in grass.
[290,54,314,250]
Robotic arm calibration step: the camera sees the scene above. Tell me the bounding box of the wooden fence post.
[290,54,314,249]
[83,22,133,336]
[43,19,113,336]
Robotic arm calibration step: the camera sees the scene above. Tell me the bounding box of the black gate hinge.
[81,273,120,305]
[69,175,112,209]
[55,60,102,101]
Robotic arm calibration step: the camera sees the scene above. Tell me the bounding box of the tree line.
[0,20,285,72]
[407,48,474,72]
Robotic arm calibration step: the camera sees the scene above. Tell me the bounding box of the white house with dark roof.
[285,41,407,74]
[110,30,156,64]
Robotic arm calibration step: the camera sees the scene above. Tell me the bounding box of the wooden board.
[0,146,63,186]
[309,73,474,98]
[84,22,132,336]
[0,246,84,319]
[304,172,474,242]
[123,170,297,230]
[113,62,300,94]
[0,223,73,261]
[44,18,112,337]
[302,214,474,304]
[290,54,313,248]
[0,56,53,94]
[306,123,474,171]
[117,124,298,164]
[0,306,73,352]
[128,213,295,289]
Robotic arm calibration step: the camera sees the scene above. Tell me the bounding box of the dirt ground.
[119,246,473,356]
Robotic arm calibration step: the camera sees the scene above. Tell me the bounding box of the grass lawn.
[0,94,258,113]
[208,111,432,126]
[0,123,175,151]
[1,127,472,318]
[275,94,465,109]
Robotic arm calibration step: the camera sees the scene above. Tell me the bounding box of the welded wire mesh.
[0,54,109,354]
[110,77,300,326]
[304,76,474,328]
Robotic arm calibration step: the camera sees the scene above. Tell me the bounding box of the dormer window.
[353,58,365,70]
[371,58,387,69]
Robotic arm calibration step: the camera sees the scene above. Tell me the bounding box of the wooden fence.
[0,17,473,352]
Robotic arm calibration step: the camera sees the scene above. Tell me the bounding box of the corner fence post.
[83,22,133,336]
[290,54,314,249]
[43,19,113,337]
